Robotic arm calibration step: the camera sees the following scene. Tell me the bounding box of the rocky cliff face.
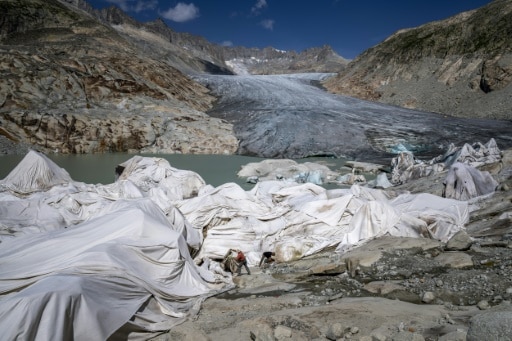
[98,10,235,76]
[323,0,512,120]
[0,0,238,154]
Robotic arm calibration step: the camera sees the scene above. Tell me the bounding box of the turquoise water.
[0,153,351,189]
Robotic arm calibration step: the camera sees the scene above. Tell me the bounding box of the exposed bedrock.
[1,110,238,154]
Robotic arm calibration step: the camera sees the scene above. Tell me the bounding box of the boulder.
[467,303,512,341]
[445,230,473,251]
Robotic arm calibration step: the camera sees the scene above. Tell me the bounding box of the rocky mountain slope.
[323,0,512,120]
[0,0,238,154]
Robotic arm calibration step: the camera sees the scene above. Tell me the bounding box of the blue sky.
[87,0,493,59]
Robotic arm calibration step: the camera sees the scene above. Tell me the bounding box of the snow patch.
[225,59,250,75]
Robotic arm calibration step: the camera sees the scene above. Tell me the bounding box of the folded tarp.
[178,180,468,263]
[0,198,230,340]
[443,162,499,200]
[0,151,231,340]
[0,150,73,195]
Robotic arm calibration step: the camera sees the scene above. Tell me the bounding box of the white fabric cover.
[0,150,476,339]
[443,162,499,200]
[0,151,230,340]
[0,199,229,340]
[178,179,469,262]
[237,159,340,185]
[391,138,501,185]
[0,150,73,194]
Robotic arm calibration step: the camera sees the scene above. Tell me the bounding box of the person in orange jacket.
[230,249,251,276]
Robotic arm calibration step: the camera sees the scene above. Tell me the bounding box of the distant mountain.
[61,0,349,75]
[323,0,512,120]
[223,45,348,75]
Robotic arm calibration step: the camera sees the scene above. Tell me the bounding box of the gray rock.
[370,331,388,341]
[358,337,373,341]
[477,300,490,310]
[438,329,467,341]
[446,230,473,251]
[350,326,360,334]
[325,322,345,340]
[274,325,292,340]
[250,323,275,341]
[1,110,238,155]
[422,291,436,304]
[434,252,474,269]
[467,304,512,341]
[392,332,425,341]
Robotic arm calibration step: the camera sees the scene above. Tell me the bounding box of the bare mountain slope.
[323,0,512,120]
[0,0,238,154]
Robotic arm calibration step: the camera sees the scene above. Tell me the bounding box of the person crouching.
[232,249,251,276]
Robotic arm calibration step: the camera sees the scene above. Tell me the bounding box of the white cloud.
[221,41,234,47]
[260,19,275,30]
[134,0,157,13]
[159,3,200,22]
[106,0,157,13]
[251,0,267,14]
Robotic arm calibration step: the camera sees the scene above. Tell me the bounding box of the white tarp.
[0,150,473,339]
[391,138,502,185]
[0,150,73,194]
[0,198,230,340]
[443,162,499,200]
[186,180,468,261]
[237,159,340,185]
[0,151,231,340]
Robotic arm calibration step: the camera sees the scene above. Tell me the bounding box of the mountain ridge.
[323,0,512,120]
[60,0,349,75]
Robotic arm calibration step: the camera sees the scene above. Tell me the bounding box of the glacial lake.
[0,153,353,189]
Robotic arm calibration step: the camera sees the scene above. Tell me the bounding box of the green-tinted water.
[0,153,351,189]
